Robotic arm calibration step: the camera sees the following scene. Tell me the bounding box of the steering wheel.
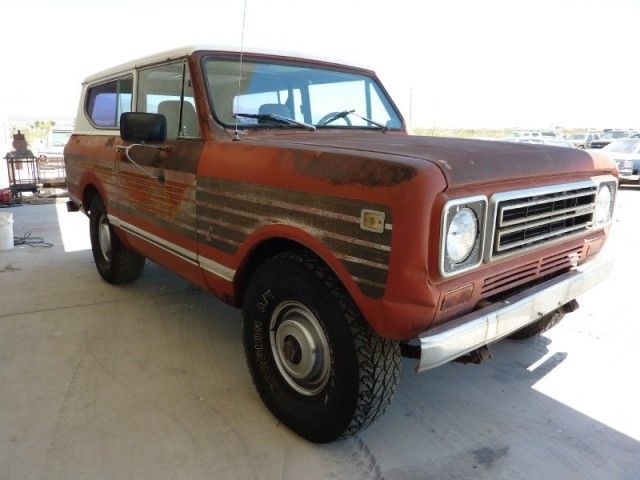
[317,112,353,126]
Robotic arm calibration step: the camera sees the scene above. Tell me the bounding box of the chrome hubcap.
[269,301,330,396]
[98,215,112,262]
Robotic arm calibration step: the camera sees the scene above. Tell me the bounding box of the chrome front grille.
[490,182,596,259]
[481,246,583,298]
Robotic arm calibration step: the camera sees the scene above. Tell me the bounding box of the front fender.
[236,223,359,295]
[234,223,396,336]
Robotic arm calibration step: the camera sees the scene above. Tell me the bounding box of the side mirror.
[120,112,166,143]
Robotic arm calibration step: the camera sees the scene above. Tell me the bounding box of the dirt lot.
[1,188,639,480]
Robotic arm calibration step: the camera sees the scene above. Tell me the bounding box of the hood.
[250,132,606,188]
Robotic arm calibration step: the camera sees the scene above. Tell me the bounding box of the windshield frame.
[201,53,405,132]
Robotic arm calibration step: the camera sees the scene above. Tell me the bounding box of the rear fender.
[79,171,108,212]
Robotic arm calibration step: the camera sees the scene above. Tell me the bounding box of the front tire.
[242,251,400,443]
[89,196,145,284]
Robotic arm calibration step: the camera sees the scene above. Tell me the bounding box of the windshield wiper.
[234,113,316,131]
[319,110,389,132]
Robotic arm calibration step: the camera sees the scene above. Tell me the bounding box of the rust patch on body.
[294,152,417,187]
[197,176,392,298]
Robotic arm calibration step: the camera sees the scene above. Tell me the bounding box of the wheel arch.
[233,231,363,312]
[82,183,100,213]
[78,170,108,214]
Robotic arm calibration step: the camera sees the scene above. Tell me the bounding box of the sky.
[1,0,639,129]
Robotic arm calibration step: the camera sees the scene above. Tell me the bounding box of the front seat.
[157,100,181,139]
[157,100,199,138]
[180,102,199,137]
[258,103,292,120]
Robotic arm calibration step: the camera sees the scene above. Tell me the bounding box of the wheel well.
[234,238,323,306]
[82,184,100,213]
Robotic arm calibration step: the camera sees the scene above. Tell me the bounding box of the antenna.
[233,0,248,142]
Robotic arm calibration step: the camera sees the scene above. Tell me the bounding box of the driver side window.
[137,62,200,139]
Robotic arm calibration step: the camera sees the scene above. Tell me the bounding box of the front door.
[112,60,205,286]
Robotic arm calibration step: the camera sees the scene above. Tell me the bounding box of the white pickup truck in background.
[36,128,72,187]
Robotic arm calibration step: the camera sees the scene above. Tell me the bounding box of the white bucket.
[0,212,14,251]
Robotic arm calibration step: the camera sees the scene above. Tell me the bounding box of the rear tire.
[89,196,145,284]
[242,250,400,443]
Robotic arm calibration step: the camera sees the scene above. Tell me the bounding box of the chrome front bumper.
[618,173,639,182]
[416,257,613,373]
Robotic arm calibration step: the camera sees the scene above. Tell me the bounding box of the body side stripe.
[108,214,236,281]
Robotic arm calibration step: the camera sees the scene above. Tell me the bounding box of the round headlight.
[446,208,478,263]
[594,184,612,224]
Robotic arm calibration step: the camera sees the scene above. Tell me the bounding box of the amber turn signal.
[440,284,474,311]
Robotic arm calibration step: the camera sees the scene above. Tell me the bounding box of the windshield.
[603,139,640,153]
[569,134,586,140]
[203,57,403,130]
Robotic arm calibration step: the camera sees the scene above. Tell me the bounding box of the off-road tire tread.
[268,250,401,439]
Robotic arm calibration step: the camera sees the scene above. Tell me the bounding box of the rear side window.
[85,76,133,128]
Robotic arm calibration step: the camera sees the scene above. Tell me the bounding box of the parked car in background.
[569,132,600,149]
[36,128,73,187]
[504,130,557,142]
[503,133,573,148]
[590,130,628,149]
[599,138,640,184]
[37,128,73,163]
[538,137,575,148]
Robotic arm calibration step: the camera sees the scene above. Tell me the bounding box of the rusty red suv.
[65,46,617,442]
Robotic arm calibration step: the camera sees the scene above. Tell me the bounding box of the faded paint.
[64,48,617,340]
[253,132,613,189]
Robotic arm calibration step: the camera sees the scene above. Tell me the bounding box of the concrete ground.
[1,189,639,480]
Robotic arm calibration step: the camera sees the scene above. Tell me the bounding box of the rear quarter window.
[85,76,133,128]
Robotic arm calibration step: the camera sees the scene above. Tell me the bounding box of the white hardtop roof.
[83,45,373,84]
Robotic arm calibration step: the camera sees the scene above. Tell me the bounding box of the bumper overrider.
[416,257,613,373]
